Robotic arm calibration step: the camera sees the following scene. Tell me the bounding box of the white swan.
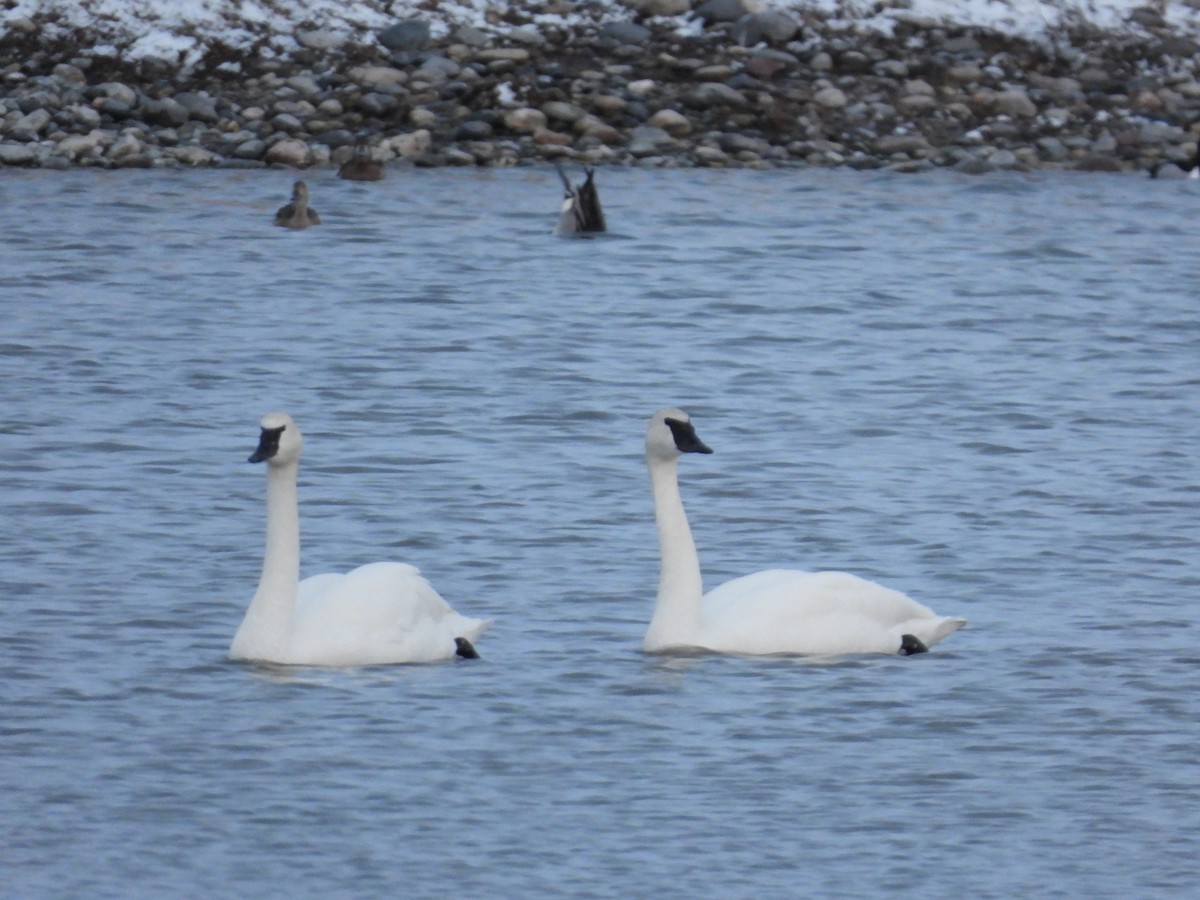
[230,412,490,666]
[643,408,966,657]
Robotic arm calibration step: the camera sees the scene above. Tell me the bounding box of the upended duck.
[643,408,966,657]
[230,412,489,666]
[273,180,321,229]
[554,163,606,236]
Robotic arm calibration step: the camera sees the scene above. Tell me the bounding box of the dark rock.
[52,63,86,84]
[320,129,357,148]
[599,22,652,45]
[357,93,400,116]
[0,143,37,165]
[95,82,137,106]
[409,152,445,167]
[874,134,933,156]
[695,0,756,25]
[270,113,304,132]
[837,51,872,73]
[733,11,801,46]
[1073,154,1124,172]
[232,139,266,159]
[142,98,189,127]
[454,26,490,47]
[688,82,750,110]
[96,99,134,120]
[628,124,674,156]
[717,133,770,154]
[174,92,220,123]
[413,56,461,83]
[744,49,797,79]
[455,120,494,140]
[379,20,431,52]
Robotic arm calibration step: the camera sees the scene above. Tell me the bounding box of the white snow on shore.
[2,1,1199,65]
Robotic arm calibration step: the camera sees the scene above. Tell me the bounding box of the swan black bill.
[664,417,712,454]
[899,634,928,656]
[249,425,285,463]
[455,637,481,659]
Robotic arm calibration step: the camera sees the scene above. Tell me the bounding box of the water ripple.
[1,168,1198,898]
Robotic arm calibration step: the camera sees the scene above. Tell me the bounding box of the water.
[1,167,1197,898]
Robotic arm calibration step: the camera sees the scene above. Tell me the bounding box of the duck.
[273,180,321,229]
[1149,143,1200,179]
[642,408,966,657]
[554,163,606,236]
[230,412,490,666]
[338,140,385,182]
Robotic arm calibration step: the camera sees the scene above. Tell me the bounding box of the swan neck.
[646,455,704,648]
[261,462,300,596]
[234,461,299,659]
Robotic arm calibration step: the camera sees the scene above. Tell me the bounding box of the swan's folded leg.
[899,634,928,656]
[455,637,481,659]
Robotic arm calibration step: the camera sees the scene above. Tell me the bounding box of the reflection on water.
[1,168,1198,897]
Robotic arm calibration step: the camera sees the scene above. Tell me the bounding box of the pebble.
[814,87,848,110]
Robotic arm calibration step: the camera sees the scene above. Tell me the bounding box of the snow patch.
[2,1,1200,65]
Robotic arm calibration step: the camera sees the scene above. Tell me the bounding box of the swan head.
[646,408,713,462]
[249,411,302,466]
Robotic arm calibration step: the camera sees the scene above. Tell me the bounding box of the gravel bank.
[2,0,1198,174]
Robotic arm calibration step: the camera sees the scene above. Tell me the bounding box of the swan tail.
[923,616,967,648]
[456,616,492,642]
[894,615,965,653]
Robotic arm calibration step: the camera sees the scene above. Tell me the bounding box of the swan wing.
[699,569,963,656]
[291,562,489,665]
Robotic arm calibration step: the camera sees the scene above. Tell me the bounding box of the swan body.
[643,408,966,657]
[554,164,606,236]
[273,180,321,229]
[230,412,489,666]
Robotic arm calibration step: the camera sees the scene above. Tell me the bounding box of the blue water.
[1,167,1198,897]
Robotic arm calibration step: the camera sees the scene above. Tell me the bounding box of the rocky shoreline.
[2,0,1199,174]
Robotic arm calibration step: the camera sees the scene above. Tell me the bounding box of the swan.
[230,412,489,666]
[273,180,321,229]
[554,164,606,236]
[643,408,966,657]
[338,140,385,182]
